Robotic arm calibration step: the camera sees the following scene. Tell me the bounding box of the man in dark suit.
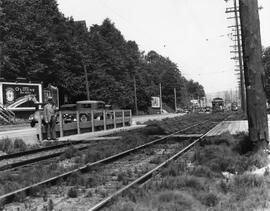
[44,96,57,140]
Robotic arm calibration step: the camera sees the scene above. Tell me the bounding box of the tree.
[0,1,205,112]
[263,47,270,103]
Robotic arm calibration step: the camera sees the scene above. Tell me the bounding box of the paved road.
[132,113,184,125]
[0,113,185,145]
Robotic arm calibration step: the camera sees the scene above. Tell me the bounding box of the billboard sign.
[0,82,42,111]
[151,96,161,108]
[44,85,59,109]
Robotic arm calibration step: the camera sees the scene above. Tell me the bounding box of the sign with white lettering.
[0,82,42,111]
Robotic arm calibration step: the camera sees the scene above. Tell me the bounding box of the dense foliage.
[0,0,205,112]
[263,47,270,103]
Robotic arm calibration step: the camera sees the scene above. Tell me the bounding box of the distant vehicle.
[205,106,211,112]
[231,102,238,111]
[212,97,224,112]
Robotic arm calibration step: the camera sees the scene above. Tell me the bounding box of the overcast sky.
[57,0,270,94]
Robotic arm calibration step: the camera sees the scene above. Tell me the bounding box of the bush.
[0,138,27,154]
[13,138,27,152]
[160,160,187,177]
[66,172,85,186]
[200,192,219,207]
[142,123,165,135]
[232,173,265,189]
[190,165,222,178]
[67,187,78,198]
[61,145,79,159]
[155,191,200,211]
[0,138,13,153]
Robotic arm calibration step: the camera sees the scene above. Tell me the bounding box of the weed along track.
[89,126,216,211]
[0,139,116,171]
[0,113,228,210]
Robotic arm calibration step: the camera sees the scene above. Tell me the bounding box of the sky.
[57,0,270,94]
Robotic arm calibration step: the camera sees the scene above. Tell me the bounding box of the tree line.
[0,0,205,113]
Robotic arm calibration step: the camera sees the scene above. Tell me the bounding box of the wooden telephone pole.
[239,0,269,148]
[133,76,138,116]
[0,45,2,78]
[225,0,246,112]
[83,64,90,100]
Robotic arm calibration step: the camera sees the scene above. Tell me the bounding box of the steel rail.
[0,140,87,160]
[0,120,208,204]
[0,144,91,171]
[0,139,119,171]
[88,123,217,211]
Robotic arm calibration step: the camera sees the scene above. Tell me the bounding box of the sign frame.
[151,96,161,108]
[0,82,43,111]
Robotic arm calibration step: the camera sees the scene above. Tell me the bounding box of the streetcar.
[212,97,224,112]
[231,102,238,111]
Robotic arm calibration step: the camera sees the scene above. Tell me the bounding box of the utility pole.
[133,76,138,116]
[233,0,246,112]
[159,83,163,114]
[83,64,90,100]
[174,88,177,112]
[239,0,269,148]
[0,45,2,78]
[225,0,246,112]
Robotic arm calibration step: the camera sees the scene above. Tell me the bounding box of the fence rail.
[0,104,15,123]
[36,109,132,140]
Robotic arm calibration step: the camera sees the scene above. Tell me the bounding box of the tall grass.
[109,132,270,211]
[0,138,27,154]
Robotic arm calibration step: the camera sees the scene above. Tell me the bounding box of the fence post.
[37,111,43,141]
[113,110,116,129]
[122,110,125,127]
[91,110,95,132]
[76,111,80,134]
[129,110,132,126]
[103,110,107,130]
[59,111,63,137]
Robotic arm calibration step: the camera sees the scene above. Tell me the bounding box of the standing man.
[44,96,57,140]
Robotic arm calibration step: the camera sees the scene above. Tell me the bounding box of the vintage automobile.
[29,102,46,127]
[59,104,77,123]
[29,100,111,127]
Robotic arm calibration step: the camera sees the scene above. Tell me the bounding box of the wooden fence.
[36,109,132,140]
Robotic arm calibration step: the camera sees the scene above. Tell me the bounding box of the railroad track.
[89,124,216,211]
[0,138,118,172]
[1,114,231,210]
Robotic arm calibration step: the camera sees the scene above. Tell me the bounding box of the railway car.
[212,97,224,112]
[231,102,238,111]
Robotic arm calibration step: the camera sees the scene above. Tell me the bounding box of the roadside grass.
[109,132,270,211]
[0,137,65,155]
[0,138,27,154]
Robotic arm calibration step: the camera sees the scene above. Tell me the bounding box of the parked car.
[29,100,112,127]
[29,103,46,127]
[59,104,77,123]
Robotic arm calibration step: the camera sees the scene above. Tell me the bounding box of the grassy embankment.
[109,132,270,211]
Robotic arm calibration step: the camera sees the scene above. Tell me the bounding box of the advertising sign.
[0,82,42,111]
[151,96,161,108]
[44,85,59,109]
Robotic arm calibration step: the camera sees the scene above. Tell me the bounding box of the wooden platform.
[207,120,249,136]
